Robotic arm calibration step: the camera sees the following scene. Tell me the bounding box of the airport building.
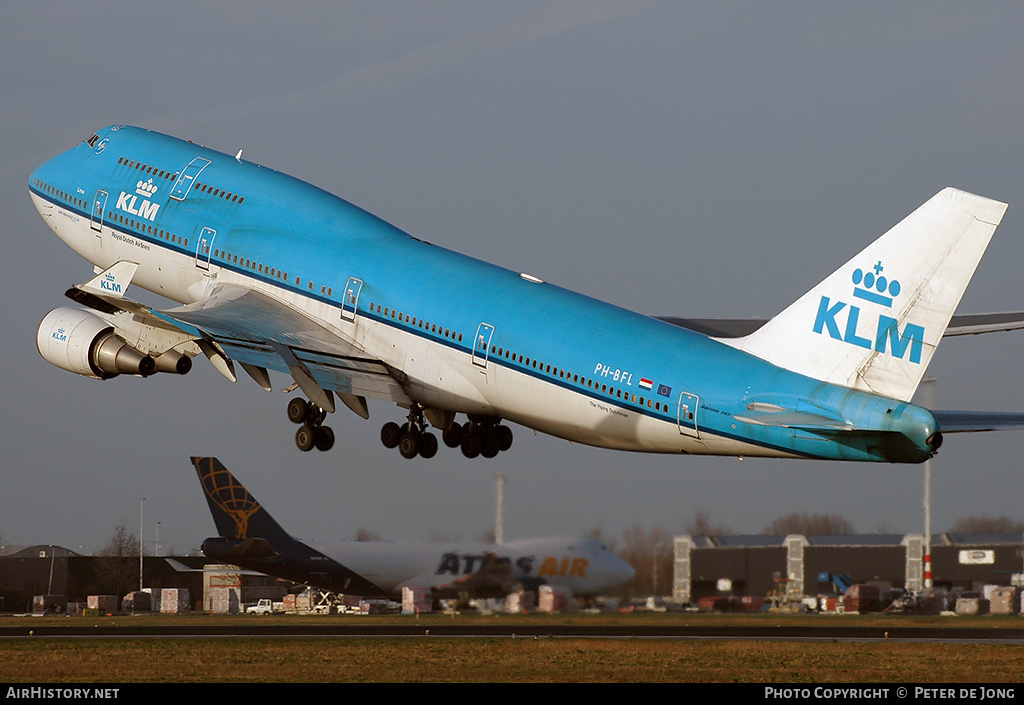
[673,533,1024,604]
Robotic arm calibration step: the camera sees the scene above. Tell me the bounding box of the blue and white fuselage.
[30,126,1020,463]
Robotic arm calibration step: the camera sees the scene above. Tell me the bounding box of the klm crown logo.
[100,272,121,293]
[852,260,901,307]
[135,178,159,198]
[812,260,924,364]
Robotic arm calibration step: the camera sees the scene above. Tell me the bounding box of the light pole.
[140,497,146,592]
[920,378,936,590]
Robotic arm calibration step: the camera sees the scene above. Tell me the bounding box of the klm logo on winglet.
[812,261,924,364]
[100,272,121,294]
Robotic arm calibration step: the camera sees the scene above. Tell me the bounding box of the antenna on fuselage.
[235,149,243,163]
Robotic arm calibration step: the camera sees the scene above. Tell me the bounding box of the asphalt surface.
[3,621,1023,642]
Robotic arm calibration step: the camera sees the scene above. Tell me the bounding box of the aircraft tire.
[381,422,401,449]
[399,432,419,459]
[296,425,316,452]
[461,432,482,459]
[418,432,438,459]
[287,397,308,424]
[495,425,513,451]
[481,432,500,458]
[442,421,465,448]
[314,426,335,452]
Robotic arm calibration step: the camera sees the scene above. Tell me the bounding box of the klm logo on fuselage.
[116,179,160,222]
[812,261,924,364]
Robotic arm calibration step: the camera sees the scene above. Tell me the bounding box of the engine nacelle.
[37,307,156,379]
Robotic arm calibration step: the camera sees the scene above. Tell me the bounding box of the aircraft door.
[170,157,211,200]
[194,226,216,270]
[677,391,700,440]
[472,322,495,368]
[341,277,363,322]
[90,189,108,233]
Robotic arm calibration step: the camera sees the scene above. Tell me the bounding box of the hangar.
[673,533,1024,605]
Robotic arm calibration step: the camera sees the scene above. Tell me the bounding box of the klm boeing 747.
[30,126,1024,462]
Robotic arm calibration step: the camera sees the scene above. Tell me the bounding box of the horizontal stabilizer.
[943,312,1024,337]
[932,410,1024,433]
[658,312,1024,339]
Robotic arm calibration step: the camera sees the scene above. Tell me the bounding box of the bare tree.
[584,525,618,552]
[761,512,854,535]
[950,516,1024,533]
[684,509,733,536]
[94,522,142,598]
[617,524,673,598]
[354,528,381,542]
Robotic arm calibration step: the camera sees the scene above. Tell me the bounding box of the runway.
[3,620,1023,643]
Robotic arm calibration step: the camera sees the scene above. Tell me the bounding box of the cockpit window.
[85,134,100,147]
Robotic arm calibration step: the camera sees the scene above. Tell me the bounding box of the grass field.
[2,612,1023,683]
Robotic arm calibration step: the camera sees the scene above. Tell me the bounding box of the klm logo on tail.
[812,261,924,364]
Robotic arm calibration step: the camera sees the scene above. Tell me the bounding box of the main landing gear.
[287,397,335,452]
[380,409,513,460]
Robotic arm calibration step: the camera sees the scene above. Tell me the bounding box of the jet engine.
[36,307,164,379]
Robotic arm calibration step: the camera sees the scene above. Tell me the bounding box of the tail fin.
[191,457,291,541]
[720,188,1008,401]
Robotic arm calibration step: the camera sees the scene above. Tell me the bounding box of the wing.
[65,265,410,413]
[656,313,1024,339]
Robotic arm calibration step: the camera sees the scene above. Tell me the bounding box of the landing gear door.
[677,392,700,440]
[472,323,495,368]
[90,189,108,234]
[341,277,363,322]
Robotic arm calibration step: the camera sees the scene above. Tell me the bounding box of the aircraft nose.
[606,554,635,588]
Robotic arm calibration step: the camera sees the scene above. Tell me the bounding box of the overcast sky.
[3,2,1024,556]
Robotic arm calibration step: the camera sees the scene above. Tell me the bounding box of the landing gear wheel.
[494,425,513,452]
[461,432,482,459]
[314,426,335,452]
[381,422,401,449]
[287,397,309,424]
[442,421,465,448]
[418,432,438,459]
[399,432,419,459]
[480,431,500,458]
[296,425,316,452]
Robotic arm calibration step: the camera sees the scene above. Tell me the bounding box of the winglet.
[720,188,1008,402]
[82,261,139,299]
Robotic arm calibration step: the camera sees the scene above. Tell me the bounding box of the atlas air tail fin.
[191,456,291,541]
[720,188,1008,402]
